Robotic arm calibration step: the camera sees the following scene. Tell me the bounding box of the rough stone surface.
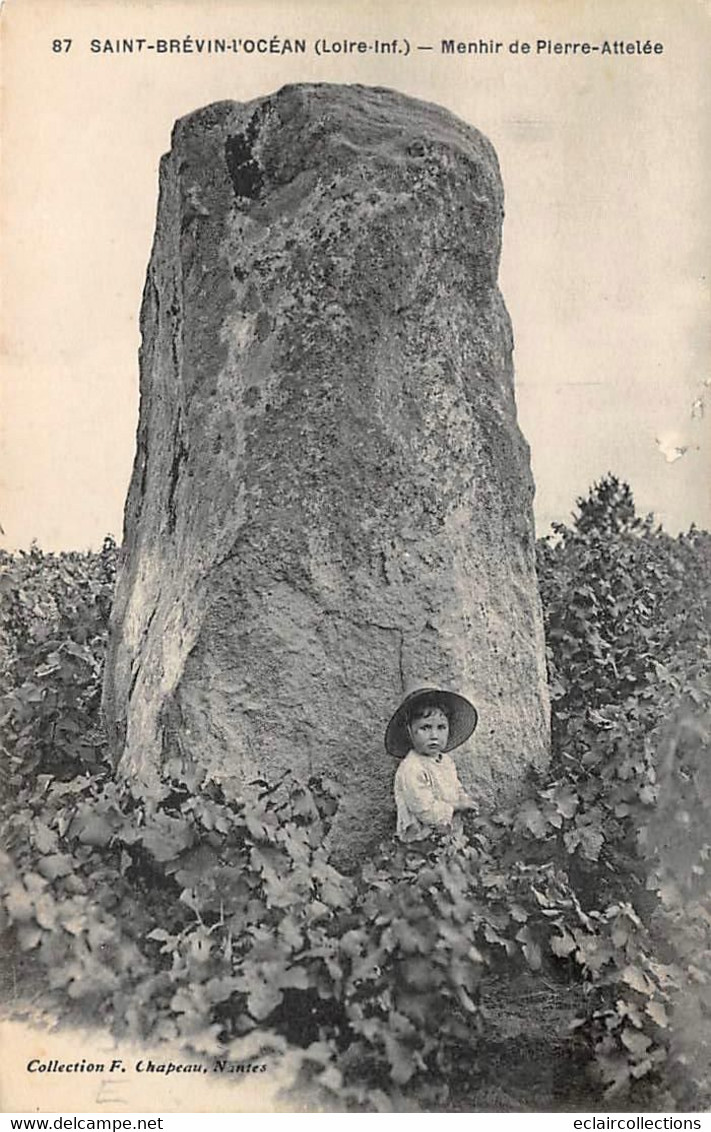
[103,82,550,858]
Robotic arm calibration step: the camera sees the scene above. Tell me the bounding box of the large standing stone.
[103,83,549,857]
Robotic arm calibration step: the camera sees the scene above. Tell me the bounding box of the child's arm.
[454,774,477,813]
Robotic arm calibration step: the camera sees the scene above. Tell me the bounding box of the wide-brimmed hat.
[384,684,478,758]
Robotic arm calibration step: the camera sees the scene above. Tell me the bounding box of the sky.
[1,0,709,551]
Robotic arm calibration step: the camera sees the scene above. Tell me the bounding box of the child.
[385,686,478,839]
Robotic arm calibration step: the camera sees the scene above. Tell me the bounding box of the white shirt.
[393,749,471,838]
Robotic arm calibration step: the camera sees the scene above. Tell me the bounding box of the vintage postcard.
[1,0,709,1117]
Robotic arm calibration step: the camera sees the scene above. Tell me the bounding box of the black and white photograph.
[1,0,709,1118]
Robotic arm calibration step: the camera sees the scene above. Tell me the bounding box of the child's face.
[409,709,450,757]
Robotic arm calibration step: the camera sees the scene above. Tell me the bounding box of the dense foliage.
[0,537,116,786]
[1,478,709,1111]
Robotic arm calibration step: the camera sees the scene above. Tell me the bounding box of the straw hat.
[384,683,478,758]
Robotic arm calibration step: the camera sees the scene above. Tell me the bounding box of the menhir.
[102,83,550,859]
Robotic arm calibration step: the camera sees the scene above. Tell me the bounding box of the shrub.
[0,758,685,1109]
[533,476,711,906]
[1,478,710,1110]
[0,538,117,786]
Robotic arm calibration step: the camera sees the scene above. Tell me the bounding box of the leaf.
[171,845,221,888]
[5,885,34,923]
[226,1031,288,1063]
[611,922,630,948]
[140,815,194,862]
[87,921,115,950]
[621,965,653,996]
[146,928,178,951]
[279,967,310,991]
[23,873,48,894]
[350,948,385,983]
[483,923,515,955]
[58,907,89,935]
[553,784,579,820]
[37,854,74,881]
[299,1040,339,1070]
[32,821,59,855]
[65,958,118,999]
[17,924,42,951]
[33,893,57,930]
[65,639,94,663]
[72,812,114,848]
[515,800,549,839]
[170,988,201,1016]
[401,958,434,991]
[340,929,366,960]
[278,916,304,952]
[523,940,542,971]
[247,980,283,1021]
[188,932,212,964]
[530,887,551,908]
[551,931,577,958]
[307,900,330,923]
[645,999,669,1028]
[292,790,318,819]
[184,1024,224,1056]
[456,984,479,1014]
[657,881,681,909]
[245,811,270,842]
[383,1034,416,1085]
[630,1058,654,1079]
[598,1052,632,1098]
[573,934,613,974]
[620,1028,651,1057]
[616,998,643,1029]
[250,845,286,875]
[320,876,351,909]
[578,824,604,861]
[318,1065,343,1093]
